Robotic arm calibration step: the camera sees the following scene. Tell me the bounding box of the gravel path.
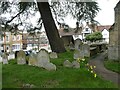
[89,51,120,87]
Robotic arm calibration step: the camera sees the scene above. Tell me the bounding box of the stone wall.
[108,1,120,60]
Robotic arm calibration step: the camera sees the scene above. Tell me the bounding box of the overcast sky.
[64,0,119,28]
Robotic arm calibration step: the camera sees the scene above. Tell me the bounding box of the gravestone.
[17,50,26,65]
[44,63,56,71]
[2,53,8,64]
[37,49,50,68]
[49,52,58,59]
[69,42,75,50]
[74,39,82,50]
[28,53,37,66]
[74,50,84,59]
[82,44,90,57]
[72,60,80,68]
[63,60,72,68]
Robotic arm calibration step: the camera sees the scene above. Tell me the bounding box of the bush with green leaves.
[86,32,102,42]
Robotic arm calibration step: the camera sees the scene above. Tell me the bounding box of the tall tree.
[37,2,66,53]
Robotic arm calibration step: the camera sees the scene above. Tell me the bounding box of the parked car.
[23,50,32,56]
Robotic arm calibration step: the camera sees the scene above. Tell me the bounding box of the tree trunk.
[37,2,66,53]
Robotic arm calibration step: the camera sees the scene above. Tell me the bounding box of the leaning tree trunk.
[37,2,66,53]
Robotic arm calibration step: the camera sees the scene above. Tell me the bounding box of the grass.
[2,51,119,88]
[104,60,120,74]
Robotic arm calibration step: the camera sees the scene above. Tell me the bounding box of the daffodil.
[90,65,93,69]
[91,71,93,73]
[94,73,97,78]
[82,58,85,61]
[94,66,96,68]
[86,63,89,66]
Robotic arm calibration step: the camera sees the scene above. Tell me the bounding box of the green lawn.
[104,60,120,74]
[2,51,119,88]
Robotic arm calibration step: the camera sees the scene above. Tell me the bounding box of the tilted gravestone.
[44,63,56,71]
[74,39,83,50]
[82,44,90,57]
[72,60,80,68]
[49,52,58,59]
[2,53,8,64]
[63,60,72,68]
[28,53,37,66]
[17,50,26,65]
[37,49,50,68]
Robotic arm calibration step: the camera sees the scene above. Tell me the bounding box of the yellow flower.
[91,71,93,73]
[86,63,89,66]
[94,74,97,78]
[90,65,93,69]
[82,58,85,61]
[94,66,96,68]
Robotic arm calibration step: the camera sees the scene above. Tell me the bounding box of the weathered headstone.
[72,60,80,68]
[63,60,72,68]
[74,39,82,50]
[28,53,37,66]
[17,50,26,65]
[2,53,8,64]
[49,52,58,59]
[44,63,56,71]
[69,42,75,50]
[82,44,90,57]
[74,50,84,59]
[37,49,50,68]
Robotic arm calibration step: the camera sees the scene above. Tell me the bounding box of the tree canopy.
[50,0,100,25]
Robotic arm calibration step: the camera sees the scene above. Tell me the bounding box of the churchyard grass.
[2,51,119,88]
[104,60,120,74]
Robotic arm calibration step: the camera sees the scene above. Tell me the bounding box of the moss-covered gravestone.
[17,50,26,65]
[28,53,37,66]
[37,49,56,71]
[37,49,50,68]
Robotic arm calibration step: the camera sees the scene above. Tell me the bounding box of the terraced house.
[0,31,23,53]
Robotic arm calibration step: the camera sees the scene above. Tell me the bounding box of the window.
[17,35,20,40]
[12,36,16,41]
[86,28,89,31]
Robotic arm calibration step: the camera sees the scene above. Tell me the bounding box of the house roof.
[58,27,82,36]
[97,25,111,32]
